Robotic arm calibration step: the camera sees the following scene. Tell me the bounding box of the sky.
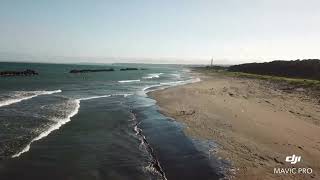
[0,0,320,64]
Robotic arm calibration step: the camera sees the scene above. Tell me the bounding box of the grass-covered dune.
[228,59,320,81]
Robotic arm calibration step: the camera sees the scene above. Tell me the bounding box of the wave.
[79,95,111,101]
[111,93,133,97]
[170,73,181,78]
[12,94,114,158]
[160,77,201,86]
[142,84,163,93]
[80,94,132,101]
[160,80,185,86]
[142,78,201,94]
[130,111,167,180]
[12,99,80,158]
[118,79,141,83]
[0,90,62,108]
[143,73,163,79]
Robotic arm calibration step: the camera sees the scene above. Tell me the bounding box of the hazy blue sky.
[1,0,319,64]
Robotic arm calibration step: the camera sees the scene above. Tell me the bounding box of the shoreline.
[149,71,320,179]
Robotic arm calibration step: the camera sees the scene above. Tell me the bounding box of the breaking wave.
[0,90,62,108]
[12,94,112,158]
[142,77,201,94]
[160,77,201,86]
[143,73,163,79]
[78,95,111,101]
[130,110,167,180]
[118,79,141,83]
[111,93,133,97]
[12,98,80,158]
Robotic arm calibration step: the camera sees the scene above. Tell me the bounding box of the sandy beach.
[149,72,320,179]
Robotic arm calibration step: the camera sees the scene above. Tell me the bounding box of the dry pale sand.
[149,72,320,180]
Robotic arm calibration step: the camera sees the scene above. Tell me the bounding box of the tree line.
[228,59,320,80]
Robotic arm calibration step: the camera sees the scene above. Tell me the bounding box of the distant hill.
[228,59,320,80]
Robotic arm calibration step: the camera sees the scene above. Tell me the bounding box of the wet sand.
[149,72,320,179]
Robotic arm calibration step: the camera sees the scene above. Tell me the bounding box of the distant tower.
[210,57,213,67]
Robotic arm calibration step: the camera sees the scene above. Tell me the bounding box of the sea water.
[0,62,224,180]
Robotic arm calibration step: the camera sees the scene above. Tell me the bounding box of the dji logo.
[285,155,301,164]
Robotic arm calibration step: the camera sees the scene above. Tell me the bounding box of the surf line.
[143,73,163,79]
[130,110,167,180]
[11,95,112,158]
[0,89,62,108]
[118,79,141,83]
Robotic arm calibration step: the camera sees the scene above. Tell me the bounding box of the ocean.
[0,62,226,180]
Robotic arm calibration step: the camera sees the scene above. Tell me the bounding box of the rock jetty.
[0,69,39,77]
[120,68,139,71]
[69,68,114,73]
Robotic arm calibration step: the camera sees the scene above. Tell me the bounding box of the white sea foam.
[160,77,201,86]
[80,94,132,100]
[170,73,181,78]
[160,81,185,86]
[142,85,163,94]
[141,77,201,95]
[111,93,133,97]
[79,95,111,101]
[12,94,113,158]
[118,79,141,83]
[0,90,62,108]
[143,73,163,79]
[12,99,80,158]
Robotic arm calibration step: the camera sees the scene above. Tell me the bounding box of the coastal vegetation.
[198,59,320,89]
[228,59,320,81]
